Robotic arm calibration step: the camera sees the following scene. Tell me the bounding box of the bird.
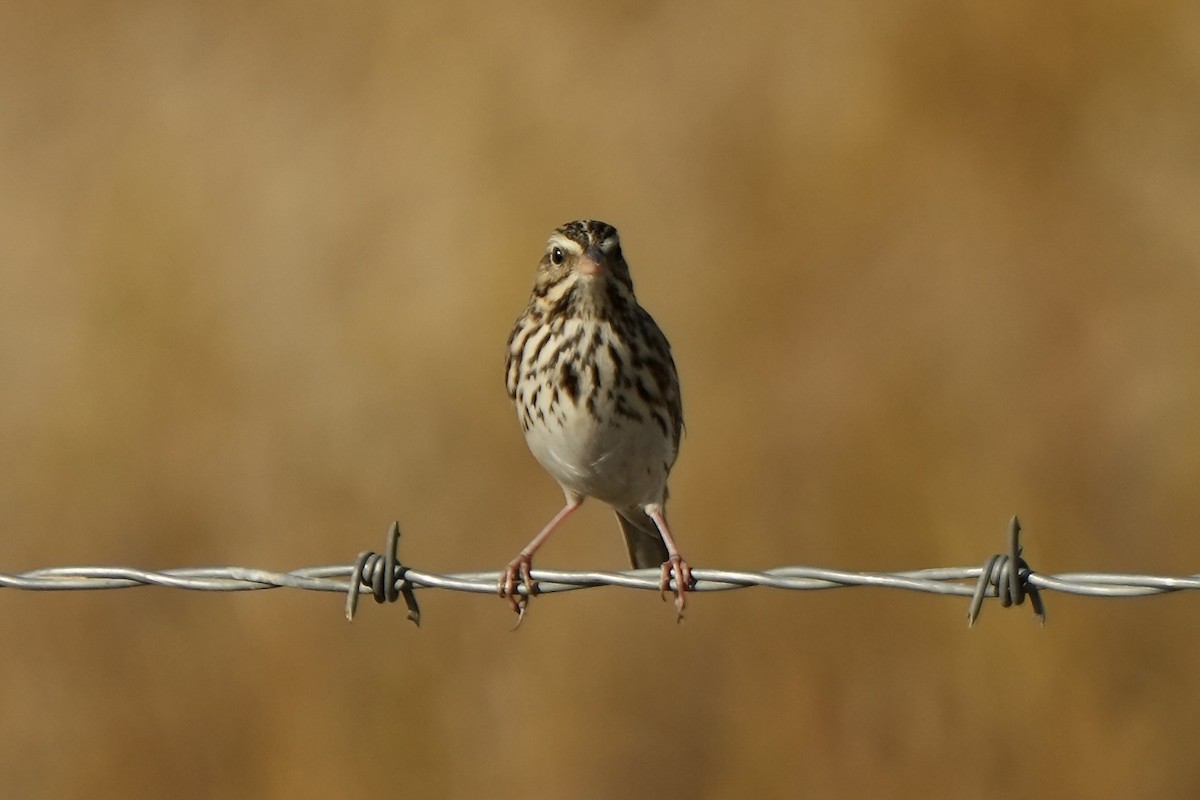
[502,219,691,621]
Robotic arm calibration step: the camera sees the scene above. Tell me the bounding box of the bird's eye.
[550,246,565,266]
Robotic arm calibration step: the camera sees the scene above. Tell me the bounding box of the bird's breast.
[512,319,676,505]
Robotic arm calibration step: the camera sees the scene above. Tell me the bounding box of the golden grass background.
[2,1,1199,797]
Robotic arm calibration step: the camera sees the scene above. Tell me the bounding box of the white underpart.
[519,316,673,510]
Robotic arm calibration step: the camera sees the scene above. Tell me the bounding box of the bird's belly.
[521,400,671,507]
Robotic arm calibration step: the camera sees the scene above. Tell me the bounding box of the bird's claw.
[499,554,537,622]
[659,555,693,621]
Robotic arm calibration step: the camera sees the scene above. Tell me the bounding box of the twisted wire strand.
[2,517,1197,626]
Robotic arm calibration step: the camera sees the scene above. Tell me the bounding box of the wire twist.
[345,521,420,626]
[966,516,1045,626]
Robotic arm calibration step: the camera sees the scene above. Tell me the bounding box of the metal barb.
[345,521,421,626]
[967,515,1047,627]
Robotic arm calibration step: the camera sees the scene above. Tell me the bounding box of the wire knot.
[345,521,421,626]
[967,516,1046,627]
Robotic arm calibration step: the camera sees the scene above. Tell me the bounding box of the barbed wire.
[2,516,1198,627]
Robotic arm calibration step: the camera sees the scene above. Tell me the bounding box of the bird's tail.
[615,508,670,569]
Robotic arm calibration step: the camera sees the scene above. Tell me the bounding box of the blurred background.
[2,0,1199,797]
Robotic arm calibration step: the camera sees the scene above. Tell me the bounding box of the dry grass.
[2,1,1199,797]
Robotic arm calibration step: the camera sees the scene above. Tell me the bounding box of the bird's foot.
[499,554,537,623]
[659,555,694,621]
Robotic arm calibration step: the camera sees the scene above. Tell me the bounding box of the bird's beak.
[576,245,606,277]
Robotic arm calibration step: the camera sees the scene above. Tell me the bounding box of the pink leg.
[500,497,583,618]
[646,505,693,620]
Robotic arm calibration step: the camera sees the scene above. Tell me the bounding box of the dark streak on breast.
[560,362,579,403]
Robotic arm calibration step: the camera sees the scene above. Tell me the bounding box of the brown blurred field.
[2,1,1199,797]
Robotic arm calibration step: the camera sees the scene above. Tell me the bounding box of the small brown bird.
[502,220,692,619]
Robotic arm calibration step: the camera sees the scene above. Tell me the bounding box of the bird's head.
[532,220,636,314]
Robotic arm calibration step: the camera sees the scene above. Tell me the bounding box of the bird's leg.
[500,497,583,619]
[646,505,693,620]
